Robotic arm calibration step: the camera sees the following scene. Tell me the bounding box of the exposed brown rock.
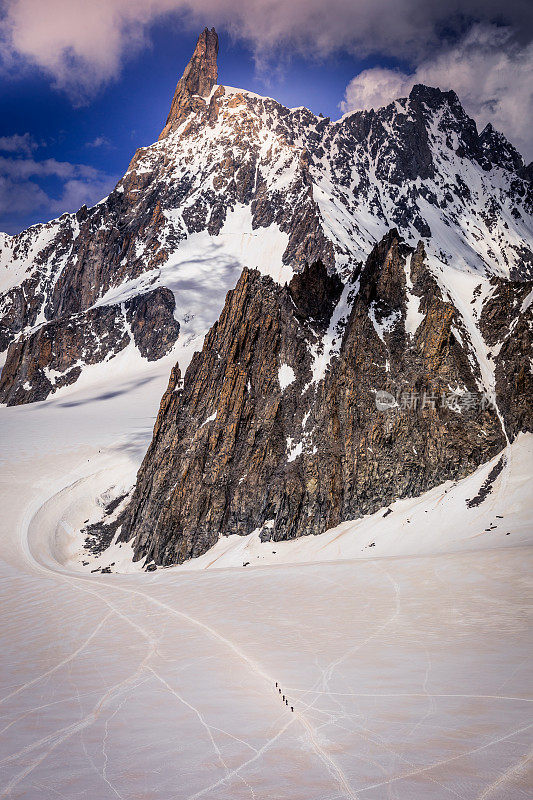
[159,28,218,140]
[115,232,506,567]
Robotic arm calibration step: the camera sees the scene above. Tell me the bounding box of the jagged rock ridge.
[0,28,532,404]
[0,28,531,566]
[159,27,219,140]
[116,231,531,567]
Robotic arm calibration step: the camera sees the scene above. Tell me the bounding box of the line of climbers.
[275,681,294,712]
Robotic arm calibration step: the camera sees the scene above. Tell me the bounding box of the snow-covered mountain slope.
[1,29,532,798]
[0,28,531,405]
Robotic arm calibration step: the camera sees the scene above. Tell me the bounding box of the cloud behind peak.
[1,1,531,100]
[340,24,533,161]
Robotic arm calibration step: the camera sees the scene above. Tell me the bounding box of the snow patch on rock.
[278,364,295,390]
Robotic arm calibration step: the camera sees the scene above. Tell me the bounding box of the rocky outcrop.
[0,284,33,353]
[288,259,343,325]
[115,231,507,566]
[0,287,179,405]
[126,288,180,360]
[479,123,525,174]
[480,277,533,439]
[159,27,219,139]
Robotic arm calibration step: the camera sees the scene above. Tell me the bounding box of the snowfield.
[1,345,532,799]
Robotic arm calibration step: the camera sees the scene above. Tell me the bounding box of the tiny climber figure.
[282,695,285,701]
[285,699,288,705]
[275,682,278,688]
[279,688,281,694]
[291,706,294,712]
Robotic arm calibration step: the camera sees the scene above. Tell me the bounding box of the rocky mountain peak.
[479,122,525,174]
[0,31,531,410]
[408,83,460,110]
[159,27,218,140]
[109,228,516,567]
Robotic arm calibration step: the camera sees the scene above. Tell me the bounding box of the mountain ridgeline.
[0,29,532,564]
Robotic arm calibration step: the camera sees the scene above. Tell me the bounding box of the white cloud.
[0,154,116,231]
[0,175,48,215]
[49,176,115,213]
[0,156,104,180]
[340,69,411,117]
[86,135,112,148]
[340,25,533,161]
[0,132,37,155]
[0,1,531,102]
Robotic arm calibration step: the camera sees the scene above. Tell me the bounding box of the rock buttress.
[117,231,508,566]
[159,27,219,140]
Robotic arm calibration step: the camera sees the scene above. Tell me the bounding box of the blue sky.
[0,2,530,235]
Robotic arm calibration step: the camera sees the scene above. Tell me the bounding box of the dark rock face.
[479,123,525,174]
[0,285,32,353]
[0,288,179,405]
[126,287,180,361]
[117,232,508,566]
[288,260,343,325]
[466,454,506,508]
[480,277,533,439]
